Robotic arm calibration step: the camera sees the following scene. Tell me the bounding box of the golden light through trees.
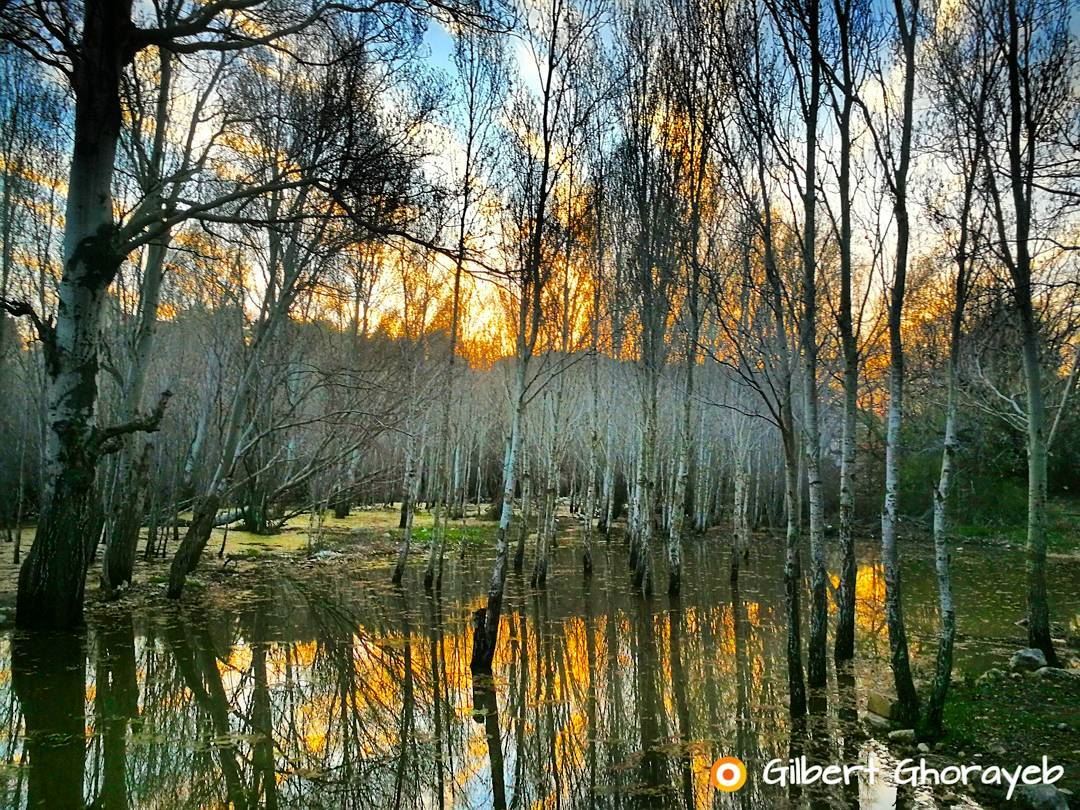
[0,0,1077,802]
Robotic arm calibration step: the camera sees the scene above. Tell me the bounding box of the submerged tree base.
[470,607,494,674]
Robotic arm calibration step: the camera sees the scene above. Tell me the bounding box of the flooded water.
[0,536,1077,809]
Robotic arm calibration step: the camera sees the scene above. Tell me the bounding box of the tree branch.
[93,389,174,455]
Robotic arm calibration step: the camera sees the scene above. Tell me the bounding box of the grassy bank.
[952,497,1080,557]
[0,506,499,617]
[935,666,1080,803]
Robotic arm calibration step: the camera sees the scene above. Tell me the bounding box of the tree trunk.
[531,452,556,587]
[804,397,828,692]
[101,440,151,597]
[1019,307,1058,665]
[799,0,828,690]
[15,0,134,630]
[880,0,921,725]
[601,422,616,537]
[397,407,422,587]
[828,0,861,668]
[471,360,527,674]
[582,428,597,576]
[101,46,173,596]
[166,493,221,598]
[628,448,641,565]
[923,355,959,739]
[783,434,807,718]
[995,0,1058,666]
[632,384,656,596]
[731,456,750,582]
[512,445,531,573]
[882,362,920,724]
[834,357,858,662]
[668,358,693,595]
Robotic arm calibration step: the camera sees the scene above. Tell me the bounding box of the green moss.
[412,523,495,549]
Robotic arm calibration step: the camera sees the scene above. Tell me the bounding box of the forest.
[0,0,1077,807]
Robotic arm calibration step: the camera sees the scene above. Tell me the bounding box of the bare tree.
[818,0,874,665]
[713,0,808,716]
[975,0,1077,666]
[471,0,603,673]
[763,0,830,691]
[0,0,488,628]
[420,28,505,590]
[864,0,923,723]
[616,0,685,596]
[918,0,993,736]
[167,38,431,597]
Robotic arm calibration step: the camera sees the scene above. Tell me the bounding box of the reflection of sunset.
[0,541,1061,808]
[830,563,888,638]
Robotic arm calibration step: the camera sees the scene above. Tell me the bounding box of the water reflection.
[12,632,85,808]
[0,540,1075,808]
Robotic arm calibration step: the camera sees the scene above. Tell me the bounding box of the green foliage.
[897,443,1028,529]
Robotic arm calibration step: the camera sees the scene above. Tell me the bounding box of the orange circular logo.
[710,756,748,792]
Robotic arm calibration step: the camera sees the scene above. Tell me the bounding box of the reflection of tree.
[584,581,598,805]
[286,583,435,808]
[668,601,693,809]
[472,681,506,810]
[539,593,560,802]
[249,612,277,810]
[393,592,416,807]
[835,664,861,809]
[509,608,528,806]
[12,632,86,809]
[94,618,139,810]
[163,617,248,809]
[428,595,448,809]
[633,600,666,805]
[0,547,928,808]
[127,621,208,805]
[527,593,546,802]
[732,579,757,810]
[0,643,24,809]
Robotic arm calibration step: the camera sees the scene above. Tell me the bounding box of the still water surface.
[0,537,1077,809]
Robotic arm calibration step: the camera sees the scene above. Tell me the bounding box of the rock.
[1011,648,1049,672]
[989,743,1007,756]
[1012,784,1069,810]
[917,742,930,754]
[311,549,342,561]
[1034,667,1080,681]
[977,668,1006,686]
[862,711,892,731]
[868,691,900,720]
[888,729,917,744]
